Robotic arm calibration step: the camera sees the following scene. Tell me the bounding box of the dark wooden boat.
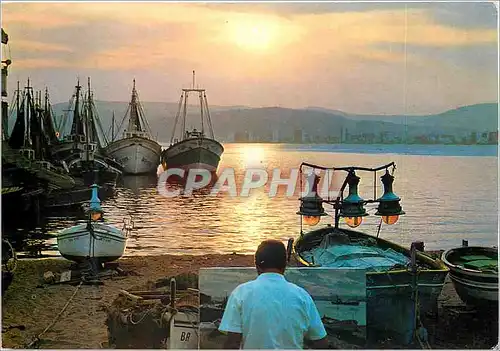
[51,78,122,185]
[442,244,498,307]
[2,239,16,293]
[161,72,223,176]
[44,182,116,209]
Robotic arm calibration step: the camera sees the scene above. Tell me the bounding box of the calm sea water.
[38,144,498,256]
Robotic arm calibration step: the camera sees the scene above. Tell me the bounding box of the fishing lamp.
[297,174,327,226]
[340,171,368,228]
[375,170,405,225]
[89,184,104,221]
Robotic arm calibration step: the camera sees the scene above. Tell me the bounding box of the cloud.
[14,58,73,69]
[12,40,72,53]
[413,2,498,30]
[1,2,497,114]
[1,3,83,28]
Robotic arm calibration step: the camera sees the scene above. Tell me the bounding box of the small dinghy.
[442,243,498,307]
[57,184,132,263]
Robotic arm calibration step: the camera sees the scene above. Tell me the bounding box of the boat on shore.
[2,239,16,293]
[105,80,161,175]
[291,162,449,346]
[51,78,122,186]
[57,184,132,264]
[441,244,498,307]
[161,71,223,176]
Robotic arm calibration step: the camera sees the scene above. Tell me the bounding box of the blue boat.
[293,226,448,346]
[291,161,449,346]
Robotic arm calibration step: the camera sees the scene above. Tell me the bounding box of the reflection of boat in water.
[442,244,498,307]
[119,174,158,193]
[105,80,161,175]
[292,162,449,346]
[161,72,224,176]
[57,184,132,263]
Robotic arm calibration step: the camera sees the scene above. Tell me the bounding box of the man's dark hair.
[255,239,287,270]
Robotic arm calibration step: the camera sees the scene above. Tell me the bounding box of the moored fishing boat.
[161,71,224,176]
[52,78,122,185]
[57,184,132,264]
[442,244,498,307]
[105,80,161,174]
[291,161,449,346]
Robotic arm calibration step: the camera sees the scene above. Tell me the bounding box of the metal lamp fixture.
[89,183,104,221]
[297,173,327,226]
[375,170,405,225]
[340,171,368,228]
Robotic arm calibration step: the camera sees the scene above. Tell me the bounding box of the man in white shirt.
[218,239,329,349]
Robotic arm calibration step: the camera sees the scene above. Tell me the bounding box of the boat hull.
[442,246,498,307]
[105,137,161,175]
[57,223,127,263]
[44,184,116,209]
[161,138,224,173]
[293,226,449,346]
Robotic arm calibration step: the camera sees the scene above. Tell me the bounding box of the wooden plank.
[60,271,72,282]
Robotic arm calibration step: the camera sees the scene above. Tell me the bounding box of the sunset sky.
[1,1,498,115]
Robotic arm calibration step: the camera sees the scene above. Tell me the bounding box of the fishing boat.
[2,27,11,141]
[441,244,498,307]
[3,80,77,222]
[2,239,17,293]
[161,71,224,176]
[291,162,449,346]
[51,78,122,185]
[104,80,161,174]
[57,184,132,263]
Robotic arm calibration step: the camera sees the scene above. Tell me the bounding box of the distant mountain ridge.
[44,101,497,144]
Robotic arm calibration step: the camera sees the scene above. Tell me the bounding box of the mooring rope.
[24,281,83,348]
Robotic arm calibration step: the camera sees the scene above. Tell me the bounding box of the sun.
[229,19,277,52]
[240,144,266,167]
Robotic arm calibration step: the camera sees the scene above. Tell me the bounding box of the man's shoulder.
[231,278,258,296]
[285,281,314,300]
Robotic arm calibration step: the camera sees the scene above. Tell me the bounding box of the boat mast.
[196,71,204,135]
[85,77,91,161]
[25,78,31,148]
[111,110,115,141]
[127,79,142,133]
[1,28,11,141]
[71,79,83,139]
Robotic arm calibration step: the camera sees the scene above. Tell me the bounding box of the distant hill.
[410,103,498,132]
[45,101,497,144]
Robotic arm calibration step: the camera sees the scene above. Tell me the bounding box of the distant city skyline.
[2,2,498,115]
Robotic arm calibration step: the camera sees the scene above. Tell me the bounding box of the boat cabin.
[124,131,148,139]
[64,134,87,143]
[19,148,35,160]
[185,129,204,139]
[35,160,53,171]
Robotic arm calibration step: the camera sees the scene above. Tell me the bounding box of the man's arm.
[223,332,243,349]
[219,289,243,349]
[309,336,329,349]
[304,294,328,348]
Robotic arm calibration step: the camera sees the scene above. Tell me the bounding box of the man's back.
[219,272,326,349]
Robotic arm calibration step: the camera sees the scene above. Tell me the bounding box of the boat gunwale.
[166,137,225,153]
[293,226,449,274]
[441,246,498,277]
[105,135,162,154]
